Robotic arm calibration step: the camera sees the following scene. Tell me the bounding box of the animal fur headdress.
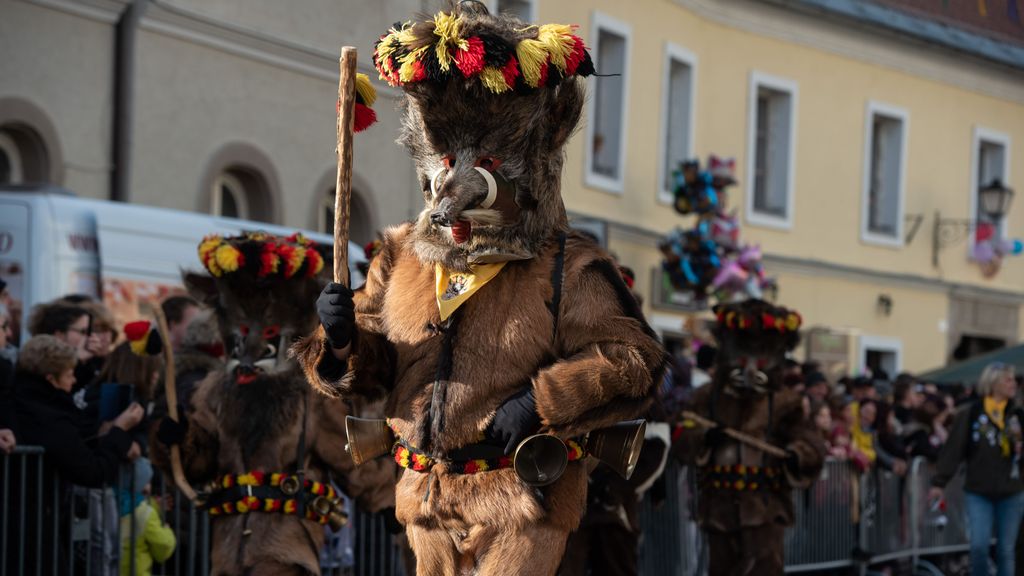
[185,232,329,385]
[376,1,595,271]
[711,299,802,395]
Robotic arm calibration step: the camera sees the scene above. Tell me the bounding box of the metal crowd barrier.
[2,447,405,576]
[638,457,973,575]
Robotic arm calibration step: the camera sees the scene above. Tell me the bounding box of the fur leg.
[409,523,460,576]
[474,522,569,576]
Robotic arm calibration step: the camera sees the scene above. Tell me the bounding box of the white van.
[0,186,366,343]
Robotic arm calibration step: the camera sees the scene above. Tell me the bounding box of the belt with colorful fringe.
[391,433,586,475]
[200,471,338,524]
[700,464,784,492]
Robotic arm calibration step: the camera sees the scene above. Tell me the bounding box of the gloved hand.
[704,424,728,449]
[486,388,541,455]
[156,411,189,446]
[784,449,801,476]
[317,282,355,350]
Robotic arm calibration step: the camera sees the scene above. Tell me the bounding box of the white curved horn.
[473,167,498,209]
[430,168,445,199]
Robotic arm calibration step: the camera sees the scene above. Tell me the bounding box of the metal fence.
[638,457,973,575]
[1,447,404,576]
[4,447,974,575]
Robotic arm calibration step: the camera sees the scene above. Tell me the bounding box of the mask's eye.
[263,326,280,340]
[475,157,501,171]
[442,155,455,169]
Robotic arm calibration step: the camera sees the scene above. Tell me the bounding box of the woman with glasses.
[930,362,1024,576]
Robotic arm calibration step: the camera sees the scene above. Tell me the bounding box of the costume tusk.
[473,167,498,209]
[430,168,445,199]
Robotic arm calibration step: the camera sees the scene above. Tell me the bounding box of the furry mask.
[375,2,593,271]
[711,299,801,397]
[184,233,328,386]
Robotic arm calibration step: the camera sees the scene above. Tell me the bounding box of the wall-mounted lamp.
[876,294,893,316]
[932,179,1015,267]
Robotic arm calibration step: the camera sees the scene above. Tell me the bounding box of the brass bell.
[587,420,646,480]
[280,476,301,496]
[513,434,568,487]
[327,510,349,530]
[345,417,396,466]
[311,496,332,518]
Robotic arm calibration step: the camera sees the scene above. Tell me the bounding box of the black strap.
[426,315,459,454]
[295,392,309,517]
[549,232,567,340]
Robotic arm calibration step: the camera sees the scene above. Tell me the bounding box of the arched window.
[319,188,373,245]
[201,143,280,223]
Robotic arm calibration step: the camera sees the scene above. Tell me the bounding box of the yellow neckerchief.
[985,396,1008,430]
[435,262,507,321]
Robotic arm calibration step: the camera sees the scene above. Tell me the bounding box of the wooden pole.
[680,410,789,458]
[334,47,358,287]
[153,305,198,501]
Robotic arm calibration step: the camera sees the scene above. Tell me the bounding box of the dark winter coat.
[932,399,1024,498]
[0,355,13,430]
[14,371,132,487]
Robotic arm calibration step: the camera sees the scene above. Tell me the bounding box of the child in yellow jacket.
[119,458,176,575]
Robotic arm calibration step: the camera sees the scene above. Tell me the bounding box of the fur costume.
[674,300,824,576]
[151,233,394,576]
[295,4,665,575]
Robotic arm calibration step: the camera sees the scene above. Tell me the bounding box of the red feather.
[124,320,151,342]
[455,36,485,78]
[354,103,377,133]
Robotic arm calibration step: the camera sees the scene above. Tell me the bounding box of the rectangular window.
[659,44,696,203]
[973,127,1010,241]
[585,13,631,194]
[746,72,797,229]
[861,101,908,246]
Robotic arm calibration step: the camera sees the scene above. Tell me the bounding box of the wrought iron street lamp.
[932,179,1015,267]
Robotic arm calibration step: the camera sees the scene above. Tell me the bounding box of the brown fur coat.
[297,223,666,533]
[674,382,824,532]
[151,367,394,574]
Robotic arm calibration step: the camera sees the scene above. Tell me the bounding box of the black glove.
[156,412,189,446]
[317,282,355,350]
[486,388,541,455]
[784,449,801,476]
[704,424,727,449]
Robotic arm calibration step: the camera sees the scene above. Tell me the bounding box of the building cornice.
[670,0,1024,105]
[136,0,401,98]
[22,0,130,24]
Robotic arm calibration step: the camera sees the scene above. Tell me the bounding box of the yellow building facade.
[541,0,1024,375]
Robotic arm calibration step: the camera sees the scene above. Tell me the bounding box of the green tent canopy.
[918,343,1024,386]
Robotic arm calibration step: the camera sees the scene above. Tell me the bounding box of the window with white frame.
[659,44,696,203]
[212,172,249,219]
[746,73,797,228]
[859,335,902,381]
[862,102,908,245]
[972,127,1010,241]
[585,13,630,193]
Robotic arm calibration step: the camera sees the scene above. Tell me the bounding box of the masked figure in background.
[674,299,824,576]
[151,233,394,576]
[296,4,665,575]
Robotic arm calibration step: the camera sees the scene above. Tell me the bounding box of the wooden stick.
[680,410,789,458]
[153,305,198,501]
[334,47,358,287]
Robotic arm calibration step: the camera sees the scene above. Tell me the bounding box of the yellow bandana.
[985,397,1008,430]
[435,262,506,321]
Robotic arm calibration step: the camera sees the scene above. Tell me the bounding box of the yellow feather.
[537,24,575,72]
[515,39,548,87]
[431,12,468,73]
[479,67,511,93]
[354,73,376,107]
[399,46,428,82]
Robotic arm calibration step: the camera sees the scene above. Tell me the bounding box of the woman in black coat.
[5,335,143,575]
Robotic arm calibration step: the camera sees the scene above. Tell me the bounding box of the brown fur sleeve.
[311,395,396,513]
[533,240,668,439]
[294,225,410,400]
[775,391,826,489]
[149,371,221,484]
